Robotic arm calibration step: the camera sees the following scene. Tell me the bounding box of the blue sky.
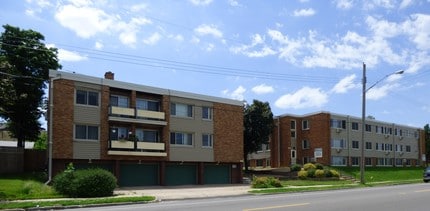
[1,0,430,128]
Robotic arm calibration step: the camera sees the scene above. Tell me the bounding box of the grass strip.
[0,196,156,210]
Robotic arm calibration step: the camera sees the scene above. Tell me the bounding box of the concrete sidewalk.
[115,184,251,201]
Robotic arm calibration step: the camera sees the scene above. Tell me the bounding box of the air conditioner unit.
[336,128,341,133]
[385,151,390,155]
[399,152,404,156]
[336,148,342,153]
[384,134,389,138]
[399,136,403,140]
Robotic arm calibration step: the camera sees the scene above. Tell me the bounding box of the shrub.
[298,170,308,179]
[315,163,324,170]
[251,176,283,188]
[303,163,316,171]
[330,169,340,178]
[291,164,302,172]
[53,163,117,197]
[324,169,333,177]
[315,169,325,178]
[307,168,316,178]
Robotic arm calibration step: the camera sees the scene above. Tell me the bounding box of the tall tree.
[243,100,274,171]
[0,25,61,148]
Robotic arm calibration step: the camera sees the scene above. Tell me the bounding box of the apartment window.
[136,129,159,142]
[365,157,372,166]
[351,157,360,166]
[202,134,213,148]
[75,125,99,140]
[384,144,393,151]
[365,124,372,132]
[395,144,404,152]
[76,90,99,106]
[376,126,383,134]
[405,145,411,152]
[291,120,296,130]
[365,142,372,150]
[110,127,129,140]
[136,99,160,111]
[202,107,213,120]
[331,156,347,166]
[330,119,346,129]
[171,103,193,117]
[352,140,359,149]
[170,132,193,145]
[331,139,346,149]
[351,122,359,131]
[302,120,309,130]
[302,139,310,149]
[291,131,296,138]
[110,95,129,108]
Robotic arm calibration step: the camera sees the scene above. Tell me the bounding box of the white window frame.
[202,134,213,148]
[76,89,99,106]
[171,103,193,118]
[302,120,310,130]
[74,124,99,141]
[202,106,213,120]
[170,132,193,146]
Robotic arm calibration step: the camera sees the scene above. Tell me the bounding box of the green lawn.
[334,167,424,183]
[0,172,62,200]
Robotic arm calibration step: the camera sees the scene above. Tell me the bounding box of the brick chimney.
[104,71,114,80]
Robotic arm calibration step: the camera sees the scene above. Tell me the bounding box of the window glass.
[75,125,87,139]
[170,132,193,145]
[110,95,129,108]
[87,126,98,140]
[202,107,212,120]
[76,90,87,105]
[202,134,213,147]
[136,129,159,142]
[171,103,193,117]
[88,92,98,106]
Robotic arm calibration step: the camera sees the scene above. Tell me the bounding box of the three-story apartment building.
[250,112,425,168]
[49,70,243,186]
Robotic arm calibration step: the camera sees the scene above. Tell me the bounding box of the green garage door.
[204,164,230,184]
[119,164,159,187]
[165,164,197,186]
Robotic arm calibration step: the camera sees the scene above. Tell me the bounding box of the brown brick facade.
[213,103,243,163]
[52,79,74,159]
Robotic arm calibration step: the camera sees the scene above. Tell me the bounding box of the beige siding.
[73,141,100,159]
[169,97,214,162]
[74,106,100,124]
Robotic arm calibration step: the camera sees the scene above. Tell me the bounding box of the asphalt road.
[71,183,430,211]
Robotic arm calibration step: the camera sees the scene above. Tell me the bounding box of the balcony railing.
[108,140,167,157]
[109,106,167,125]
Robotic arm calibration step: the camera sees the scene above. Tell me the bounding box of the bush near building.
[53,163,117,198]
[251,176,283,188]
[298,163,340,180]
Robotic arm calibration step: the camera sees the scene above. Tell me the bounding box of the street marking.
[243,202,310,211]
[415,189,430,193]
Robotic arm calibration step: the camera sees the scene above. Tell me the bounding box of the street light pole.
[360,63,366,184]
[360,63,404,184]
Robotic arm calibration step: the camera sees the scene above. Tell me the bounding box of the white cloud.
[170,34,184,42]
[275,87,328,109]
[293,8,316,17]
[252,84,274,95]
[402,14,430,50]
[94,41,103,49]
[366,83,400,100]
[334,0,354,9]
[399,0,413,9]
[223,86,246,101]
[228,0,242,7]
[189,0,213,6]
[331,74,358,93]
[206,43,215,51]
[55,4,114,39]
[191,36,200,44]
[130,3,148,12]
[143,32,161,45]
[57,49,88,62]
[194,24,223,38]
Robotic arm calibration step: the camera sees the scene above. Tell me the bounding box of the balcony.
[108,106,167,125]
[108,140,167,157]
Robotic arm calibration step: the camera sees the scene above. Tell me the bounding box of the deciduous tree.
[0,24,61,148]
[243,100,274,171]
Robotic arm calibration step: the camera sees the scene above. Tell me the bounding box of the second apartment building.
[49,70,243,186]
[250,112,425,168]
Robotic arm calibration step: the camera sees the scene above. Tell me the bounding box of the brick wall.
[213,103,243,163]
[52,79,74,159]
